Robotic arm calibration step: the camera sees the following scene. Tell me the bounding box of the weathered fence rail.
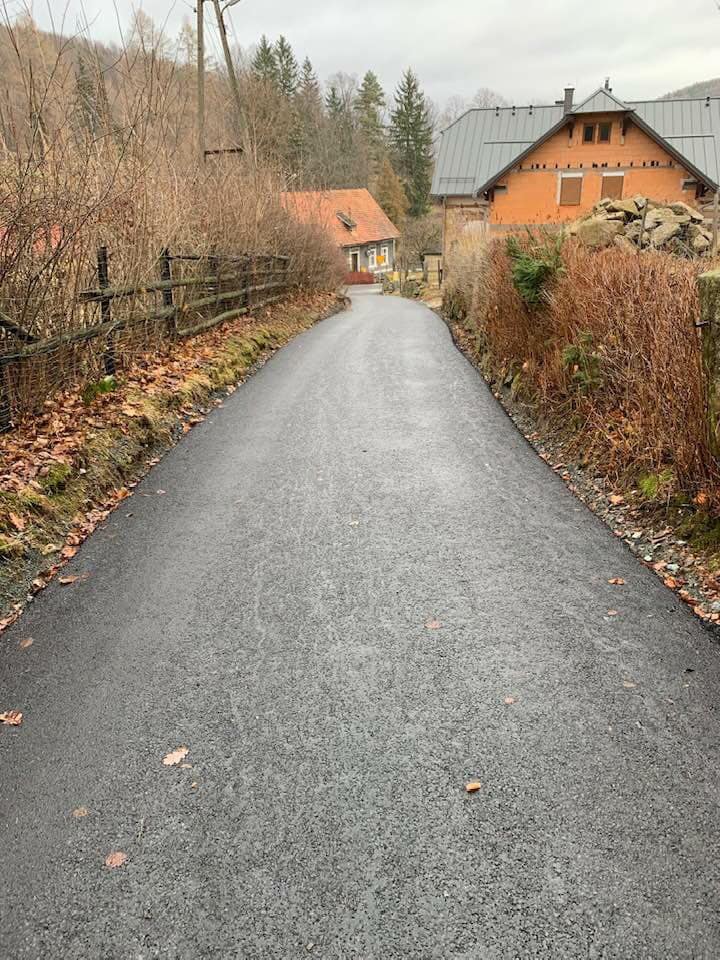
[0,246,292,432]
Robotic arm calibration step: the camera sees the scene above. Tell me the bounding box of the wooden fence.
[0,246,291,432]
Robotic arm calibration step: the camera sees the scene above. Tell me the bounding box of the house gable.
[489,112,695,226]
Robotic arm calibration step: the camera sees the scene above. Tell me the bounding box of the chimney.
[563,87,574,115]
[604,77,611,91]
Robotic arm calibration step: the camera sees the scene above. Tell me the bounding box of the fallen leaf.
[608,578,625,586]
[607,610,619,617]
[104,851,127,869]
[504,696,516,705]
[156,489,166,496]
[59,575,78,586]
[180,762,193,769]
[60,545,78,560]
[623,681,637,689]
[18,637,33,649]
[425,619,442,630]
[40,543,59,556]
[609,494,625,506]
[465,781,482,793]
[162,746,189,766]
[664,577,679,589]
[72,806,89,818]
[8,512,25,532]
[0,710,23,726]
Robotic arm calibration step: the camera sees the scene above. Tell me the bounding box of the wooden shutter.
[560,176,583,205]
[601,174,623,200]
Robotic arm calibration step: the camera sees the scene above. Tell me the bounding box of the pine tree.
[297,57,321,110]
[374,156,409,226]
[74,55,101,137]
[275,36,299,98]
[389,69,434,218]
[325,85,343,119]
[355,71,385,143]
[252,35,278,85]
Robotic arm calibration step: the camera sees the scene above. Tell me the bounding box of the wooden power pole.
[196,0,205,163]
[212,0,245,142]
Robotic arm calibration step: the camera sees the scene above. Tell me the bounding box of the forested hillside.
[660,77,720,99]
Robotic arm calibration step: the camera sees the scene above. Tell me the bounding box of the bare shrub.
[460,235,718,496]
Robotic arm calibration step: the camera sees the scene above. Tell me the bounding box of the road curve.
[2,288,720,959]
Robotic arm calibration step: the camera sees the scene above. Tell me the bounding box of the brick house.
[281,188,400,278]
[431,83,720,256]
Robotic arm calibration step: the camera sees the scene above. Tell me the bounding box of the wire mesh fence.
[0,246,291,432]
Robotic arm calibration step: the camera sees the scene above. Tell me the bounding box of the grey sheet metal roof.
[431,89,720,198]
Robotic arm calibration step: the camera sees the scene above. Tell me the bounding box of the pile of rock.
[569,196,716,256]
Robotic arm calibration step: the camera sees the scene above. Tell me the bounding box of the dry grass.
[448,235,719,498]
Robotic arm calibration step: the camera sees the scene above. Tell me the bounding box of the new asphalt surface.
[2,288,720,959]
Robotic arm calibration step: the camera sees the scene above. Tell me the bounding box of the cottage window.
[380,244,390,266]
[601,173,623,199]
[368,246,377,269]
[583,123,595,144]
[559,173,583,205]
[598,122,612,143]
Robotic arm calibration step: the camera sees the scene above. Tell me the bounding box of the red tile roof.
[280,188,400,248]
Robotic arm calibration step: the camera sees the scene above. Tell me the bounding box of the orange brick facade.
[490,113,696,227]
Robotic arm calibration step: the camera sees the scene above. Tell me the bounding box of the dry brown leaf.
[8,512,25,531]
[609,494,625,506]
[60,545,78,560]
[425,619,442,630]
[72,806,89,818]
[622,681,637,689]
[607,610,619,617]
[504,696,516,705]
[465,781,482,793]
[104,851,128,869]
[608,578,625,585]
[59,575,79,586]
[664,577,679,589]
[0,710,23,726]
[18,637,33,649]
[162,746,189,766]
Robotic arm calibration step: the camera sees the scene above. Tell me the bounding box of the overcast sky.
[32,0,720,107]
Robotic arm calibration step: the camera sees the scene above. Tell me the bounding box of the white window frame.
[348,249,360,271]
[557,171,584,205]
[380,244,390,268]
[367,246,377,270]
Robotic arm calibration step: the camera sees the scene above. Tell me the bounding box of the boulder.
[688,222,713,242]
[576,217,625,249]
[693,234,711,253]
[669,200,704,222]
[645,206,691,226]
[601,211,627,221]
[632,195,648,210]
[607,198,639,217]
[650,221,681,246]
[624,220,643,240]
[614,235,637,252]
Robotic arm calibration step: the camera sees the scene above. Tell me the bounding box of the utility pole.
[212,0,245,142]
[196,0,205,164]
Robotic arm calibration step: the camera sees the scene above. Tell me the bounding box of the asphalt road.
[2,288,720,959]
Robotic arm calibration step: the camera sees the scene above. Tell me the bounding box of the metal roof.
[431,90,720,198]
[574,88,629,113]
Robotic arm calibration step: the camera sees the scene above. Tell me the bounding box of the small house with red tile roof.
[281,188,400,276]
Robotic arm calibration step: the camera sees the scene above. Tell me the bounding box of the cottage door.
[350,250,360,272]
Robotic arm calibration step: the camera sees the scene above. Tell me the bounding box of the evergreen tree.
[374,156,409,226]
[251,35,278,85]
[275,36,299,98]
[355,71,385,144]
[389,69,434,217]
[325,85,343,119]
[297,57,321,111]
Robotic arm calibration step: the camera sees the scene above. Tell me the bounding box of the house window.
[598,122,612,143]
[583,123,595,144]
[380,244,389,267]
[559,173,583,205]
[368,246,377,269]
[601,173,624,199]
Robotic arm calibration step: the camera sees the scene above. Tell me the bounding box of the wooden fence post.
[0,366,11,433]
[159,247,175,333]
[97,246,115,377]
[698,269,720,457]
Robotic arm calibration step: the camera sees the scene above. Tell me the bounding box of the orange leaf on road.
[425,619,441,630]
[163,746,189,766]
[608,578,625,585]
[0,710,23,726]
[104,851,128,869]
[465,782,482,793]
